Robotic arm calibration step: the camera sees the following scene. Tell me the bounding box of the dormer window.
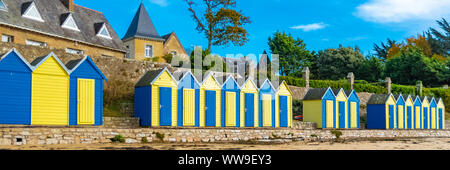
[61,13,79,31]
[0,0,7,11]
[96,23,111,39]
[22,1,44,22]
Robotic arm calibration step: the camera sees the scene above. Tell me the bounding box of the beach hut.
[413,96,422,129]
[30,52,70,125]
[274,81,293,128]
[134,68,178,127]
[0,49,33,125]
[345,90,360,129]
[420,96,430,129]
[238,77,259,127]
[218,75,241,127]
[429,97,438,129]
[394,94,406,129]
[173,71,200,127]
[303,87,336,129]
[257,79,276,128]
[199,72,221,127]
[66,56,107,126]
[404,95,414,129]
[366,94,397,129]
[333,88,348,129]
[437,98,445,129]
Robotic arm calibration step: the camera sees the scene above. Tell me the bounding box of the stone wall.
[102,117,140,129]
[1,127,449,146]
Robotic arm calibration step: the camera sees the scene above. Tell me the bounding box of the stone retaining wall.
[0,127,449,146]
[102,117,140,129]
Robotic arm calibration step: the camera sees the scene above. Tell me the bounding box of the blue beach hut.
[0,49,33,125]
[345,90,360,129]
[394,94,406,129]
[429,97,438,129]
[420,96,430,129]
[413,96,422,129]
[367,94,397,129]
[257,79,276,128]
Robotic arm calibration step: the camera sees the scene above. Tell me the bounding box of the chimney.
[347,72,354,90]
[302,67,310,89]
[385,77,391,94]
[61,0,74,12]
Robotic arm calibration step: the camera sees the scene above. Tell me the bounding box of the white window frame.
[1,34,13,43]
[96,23,112,39]
[26,39,46,47]
[61,13,80,32]
[22,2,44,22]
[0,0,8,11]
[145,45,153,58]
[65,48,84,55]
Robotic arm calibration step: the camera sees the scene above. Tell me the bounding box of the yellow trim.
[350,102,357,128]
[240,92,244,127]
[225,92,236,127]
[183,89,195,126]
[422,99,429,129]
[415,106,421,129]
[151,86,159,127]
[431,107,436,129]
[398,105,404,129]
[262,94,272,127]
[77,79,95,125]
[326,100,333,128]
[275,93,279,127]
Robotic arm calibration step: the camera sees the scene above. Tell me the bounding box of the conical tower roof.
[122,3,162,41]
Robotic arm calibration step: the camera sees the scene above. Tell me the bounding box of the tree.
[385,46,448,86]
[268,31,314,77]
[311,46,365,80]
[356,56,384,82]
[185,0,251,51]
[190,47,228,73]
[373,39,398,60]
[427,18,450,57]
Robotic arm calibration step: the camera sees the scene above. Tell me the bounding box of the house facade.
[0,0,125,58]
[122,3,187,61]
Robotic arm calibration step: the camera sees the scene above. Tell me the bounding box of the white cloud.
[149,0,169,7]
[290,23,328,31]
[355,0,450,23]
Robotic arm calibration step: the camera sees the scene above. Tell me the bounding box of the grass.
[103,99,133,117]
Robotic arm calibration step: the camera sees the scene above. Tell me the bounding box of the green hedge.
[281,76,450,113]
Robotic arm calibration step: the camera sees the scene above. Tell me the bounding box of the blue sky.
[75,0,450,60]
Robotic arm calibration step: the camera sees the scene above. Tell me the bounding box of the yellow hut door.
[326,100,333,128]
[350,102,357,128]
[226,92,236,127]
[262,94,272,127]
[183,89,195,126]
[77,79,95,125]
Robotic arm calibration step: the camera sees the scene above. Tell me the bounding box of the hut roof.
[135,68,164,87]
[367,94,391,105]
[302,88,330,100]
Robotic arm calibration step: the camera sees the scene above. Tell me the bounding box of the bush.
[292,100,303,117]
[111,135,125,143]
[330,130,342,139]
[141,137,148,143]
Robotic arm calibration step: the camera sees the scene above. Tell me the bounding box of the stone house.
[0,0,126,59]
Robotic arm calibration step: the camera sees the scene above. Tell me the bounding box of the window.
[101,54,114,58]
[170,51,177,56]
[145,45,153,58]
[96,23,111,39]
[0,0,7,11]
[61,13,79,31]
[26,40,46,47]
[1,34,13,43]
[22,2,44,22]
[65,48,83,55]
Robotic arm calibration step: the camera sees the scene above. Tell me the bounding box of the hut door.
[398,105,404,129]
[431,108,436,129]
[339,101,345,128]
[279,96,288,127]
[350,102,357,128]
[244,93,254,127]
[415,106,421,129]
[407,106,412,129]
[159,87,172,126]
[225,92,236,127]
[439,108,443,129]
[205,90,216,127]
[262,94,272,127]
[183,89,195,126]
[326,100,333,128]
[388,105,394,129]
[424,107,428,129]
[77,79,95,125]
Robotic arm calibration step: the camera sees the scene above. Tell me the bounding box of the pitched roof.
[65,56,107,80]
[344,90,353,97]
[331,88,342,96]
[215,75,229,86]
[122,3,162,41]
[367,94,391,105]
[135,69,164,87]
[302,88,330,100]
[0,0,124,52]
[172,71,185,81]
[30,52,70,73]
[65,59,82,70]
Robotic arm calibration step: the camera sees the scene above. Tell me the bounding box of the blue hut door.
[438,108,443,129]
[407,106,412,129]
[424,107,428,129]
[205,90,216,127]
[389,105,394,129]
[159,87,172,126]
[244,93,254,127]
[279,96,288,127]
[339,102,345,128]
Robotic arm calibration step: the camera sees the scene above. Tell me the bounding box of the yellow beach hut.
[30,52,70,125]
[134,68,178,127]
[303,87,336,129]
[437,98,445,129]
[404,95,414,129]
[420,96,430,129]
[238,77,259,127]
[430,97,438,129]
[273,81,293,128]
[198,72,221,127]
[332,88,348,129]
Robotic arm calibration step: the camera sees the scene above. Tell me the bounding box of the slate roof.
[367,94,391,105]
[215,75,229,86]
[172,71,185,81]
[122,3,162,41]
[344,90,353,97]
[65,59,82,70]
[302,88,330,100]
[0,0,124,52]
[30,56,46,66]
[135,69,164,87]
[331,88,342,96]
